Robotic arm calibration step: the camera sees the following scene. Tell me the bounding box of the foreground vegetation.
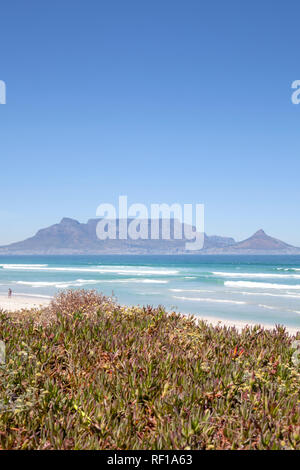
[0,289,299,450]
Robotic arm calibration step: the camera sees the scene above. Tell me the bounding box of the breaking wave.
[225,281,300,290]
[172,295,246,305]
[0,264,178,276]
[213,271,300,279]
[169,288,214,293]
[15,278,168,288]
[235,291,300,299]
[0,264,48,268]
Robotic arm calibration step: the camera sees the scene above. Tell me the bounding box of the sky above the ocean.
[0,0,299,245]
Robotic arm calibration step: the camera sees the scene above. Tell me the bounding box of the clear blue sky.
[0,0,300,245]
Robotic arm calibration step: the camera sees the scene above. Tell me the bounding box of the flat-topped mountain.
[0,218,234,255]
[0,219,298,255]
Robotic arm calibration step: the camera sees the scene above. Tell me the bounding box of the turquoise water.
[0,255,300,330]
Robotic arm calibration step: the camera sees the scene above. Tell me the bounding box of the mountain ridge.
[0,218,299,255]
[202,228,300,254]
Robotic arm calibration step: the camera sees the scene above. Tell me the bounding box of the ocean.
[0,255,300,330]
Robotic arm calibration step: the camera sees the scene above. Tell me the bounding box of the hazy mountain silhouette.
[0,219,298,255]
[0,218,232,254]
[202,229,300,254]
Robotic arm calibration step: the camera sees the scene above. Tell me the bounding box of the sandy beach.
[191,313,299,335]
[0,293,51,311]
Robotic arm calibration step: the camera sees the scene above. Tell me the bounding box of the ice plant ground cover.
[0,290,299,450]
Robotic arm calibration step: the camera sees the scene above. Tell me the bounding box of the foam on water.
[213,271,300,279]
[173,295,247,305]
[0,264,178,276]
[16,279,103,288]
[225,281,300,290]
[277,267,300,272]
[101,279,169,284]
[0,264,48,268]
[258,304,278,311]
[169,288,214,293]
[15,278,168,288]
[15,293,53,299]
[1,256,300,330]
[236,291,300,299]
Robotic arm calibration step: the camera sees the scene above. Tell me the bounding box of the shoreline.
[0,293,51,311]
[0,292,298,335]
[185,313,299,335]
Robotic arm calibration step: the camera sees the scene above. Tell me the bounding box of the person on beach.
[8,288,12,298]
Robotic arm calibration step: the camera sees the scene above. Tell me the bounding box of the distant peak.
[253,229,267,236]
